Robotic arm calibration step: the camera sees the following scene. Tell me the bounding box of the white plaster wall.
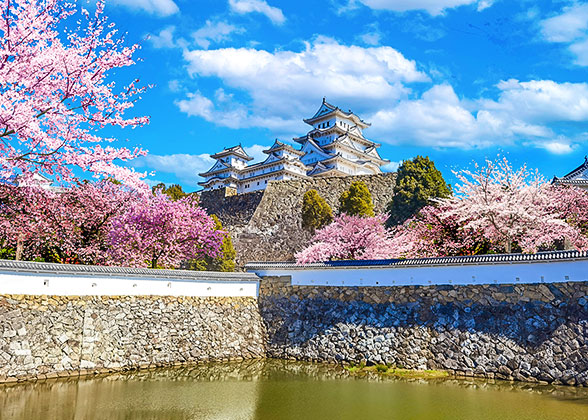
[252,260,588,287]
[0,271,259,297]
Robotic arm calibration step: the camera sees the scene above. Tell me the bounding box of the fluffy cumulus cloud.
[178,37,428,131]
[540,4,588,66]
[110,0,179,16]
[357,0,489,16]
[149,26,178,49]
[228,0,285,25]
[369,79,588,152]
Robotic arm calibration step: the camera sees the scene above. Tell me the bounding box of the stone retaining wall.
[258,276,588,386]
[200,173,396,266]
[0,295,266,382]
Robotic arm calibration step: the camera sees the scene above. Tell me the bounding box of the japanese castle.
[199,99,390,193]
[553,156,588,190]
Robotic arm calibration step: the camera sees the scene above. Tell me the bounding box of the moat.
[2,360,588,420]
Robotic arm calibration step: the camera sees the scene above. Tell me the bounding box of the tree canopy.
[386,156,451,227]
[301,190,333,232]
[152,183,188,201]
[0,0,149,189]
[339,181,374,217]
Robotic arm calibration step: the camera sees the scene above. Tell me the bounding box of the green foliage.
[339,181,374,217]
[188,215,236,272]
[0,240,15,260]
[152,183,188,201]
[386,156,451,227]
[301,190,333,231]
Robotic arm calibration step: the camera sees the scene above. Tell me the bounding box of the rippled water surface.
[2,360,588,420]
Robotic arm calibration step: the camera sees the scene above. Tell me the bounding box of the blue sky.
[95,0,588,190]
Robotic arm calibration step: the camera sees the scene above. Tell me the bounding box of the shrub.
[339,181,374,217]
[301,190,333,232]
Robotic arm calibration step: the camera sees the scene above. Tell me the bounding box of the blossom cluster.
[0,0,149,189]
[0,182,224,268]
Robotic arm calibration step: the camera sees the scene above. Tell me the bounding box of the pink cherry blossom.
[296,214,394,264]
[107,193,225,268]
[0,0,149,190]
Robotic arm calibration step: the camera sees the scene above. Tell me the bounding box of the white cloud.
[192,20,245,49]
[358,0,488,16]
[569,38,588,66]
[110,0,179,16]
[176,37,588,155]
[476,0,493,12]
[540,4,588,43]
[180,37,428,126]
[228,0,285,25]
[368,79,588,153]
[538,140,574,155]
[149,26,177,48]
[133,153,215,186]
[484,79,588,123]
[540,4,588,66]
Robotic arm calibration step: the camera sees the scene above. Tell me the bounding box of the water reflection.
[1,360,588,420]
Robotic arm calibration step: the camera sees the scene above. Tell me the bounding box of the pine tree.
[386,156,451,227]
[339,181,374,217]
[152,183,188,201]
[301,190,333,232]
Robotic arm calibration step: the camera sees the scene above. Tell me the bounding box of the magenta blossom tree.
[0,180,138,263]
[108,194,225,268]
[0,0,149,189]
[296,214,394,264]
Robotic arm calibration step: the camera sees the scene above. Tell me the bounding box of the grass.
[345,363,450,379]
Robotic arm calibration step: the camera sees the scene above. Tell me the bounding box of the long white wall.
[250,259,588,287]
[0,270,259,297]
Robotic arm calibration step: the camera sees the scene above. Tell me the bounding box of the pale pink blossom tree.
[435,158,588,253]
[0,0,149,189]
[107,194,225,268]
[296,214,394,264]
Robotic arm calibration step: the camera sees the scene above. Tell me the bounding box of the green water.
[2,360,588,420]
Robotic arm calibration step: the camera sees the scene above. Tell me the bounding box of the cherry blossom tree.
[389,159,588,258]
[296,214,394,264]
[388,205,492,259]
[0,0,149,189]
[436,158,588,254]
[107,194,225,268]
[0,184,55,260]
[0,180,138,262]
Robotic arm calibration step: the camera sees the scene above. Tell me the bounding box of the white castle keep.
[199,99,390,194]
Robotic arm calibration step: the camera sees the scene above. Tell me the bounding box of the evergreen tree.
[386,156,451,227]
[301,190,333,232]
[188,215,236,272]
[152,183,188,201]
[339,181,375,217]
